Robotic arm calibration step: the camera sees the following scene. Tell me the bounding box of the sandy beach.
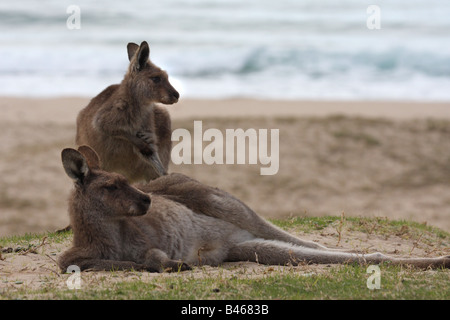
[2,97,450,123]
[0,96,449,237]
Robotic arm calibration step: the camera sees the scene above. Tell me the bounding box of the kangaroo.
[76,41,178,183]
[58,146,450,272]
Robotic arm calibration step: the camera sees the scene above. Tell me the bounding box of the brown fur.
[76,41,178,183]
[58,146,450,272]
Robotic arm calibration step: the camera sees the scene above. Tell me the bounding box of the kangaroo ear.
[127,42,139,61]
[136,41,150,70]
[61,148,89,184]
[77,145,101,169]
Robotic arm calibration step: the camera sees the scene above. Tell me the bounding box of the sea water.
[0,0,449,101]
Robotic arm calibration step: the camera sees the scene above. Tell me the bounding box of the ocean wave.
[164,47,450,80]
[1,0,449,100]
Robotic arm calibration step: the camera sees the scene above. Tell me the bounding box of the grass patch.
[5,264,449,300]
[271,216,450,240]
[0,230,70,248]
[270,216,337,232]
[1,217,449,300]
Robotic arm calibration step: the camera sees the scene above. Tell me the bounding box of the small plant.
[335,211,346,246]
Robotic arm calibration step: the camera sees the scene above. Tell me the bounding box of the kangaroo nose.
[143,195,151,207]
[172,90,180,100]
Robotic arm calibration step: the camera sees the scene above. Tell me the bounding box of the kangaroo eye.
[150,76,161,83]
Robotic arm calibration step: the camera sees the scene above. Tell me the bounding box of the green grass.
[271,215,450,242]
[1,217,449,300]
[5,264,449,300]
[0,230,71,248]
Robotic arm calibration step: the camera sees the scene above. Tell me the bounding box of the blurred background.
[1,1,450,237]
[1,0,450,100]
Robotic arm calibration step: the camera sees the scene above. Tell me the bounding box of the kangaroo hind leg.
[227,240,450,269]
[227,239,394,266]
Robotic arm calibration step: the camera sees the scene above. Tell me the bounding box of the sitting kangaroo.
[76,41,178,182]
[58,146,450,272]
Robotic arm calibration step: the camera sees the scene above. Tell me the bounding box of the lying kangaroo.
[58,146,450,272]
[76,41,178,183]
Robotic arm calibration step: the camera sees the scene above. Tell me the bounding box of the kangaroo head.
[61,146,151,219]
[125,41,179,105]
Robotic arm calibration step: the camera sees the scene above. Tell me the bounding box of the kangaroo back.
[138,173,327,250]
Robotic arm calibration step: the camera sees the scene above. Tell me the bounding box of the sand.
[0,96,449,237]
[0,223,448,294]
[2,97,450,124]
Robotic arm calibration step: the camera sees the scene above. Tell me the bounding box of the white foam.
[1,0,449,101]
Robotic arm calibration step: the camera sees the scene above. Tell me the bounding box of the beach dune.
[1,97,449,236]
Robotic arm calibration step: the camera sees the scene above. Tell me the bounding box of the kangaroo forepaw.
[135,131,167,176]
[150,153,167,176]
[136,130,156,145]
[136,132,157,155]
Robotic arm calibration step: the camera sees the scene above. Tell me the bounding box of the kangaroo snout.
[162,87,180,105]
[172,89,180,100]
[129,192,151,216]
